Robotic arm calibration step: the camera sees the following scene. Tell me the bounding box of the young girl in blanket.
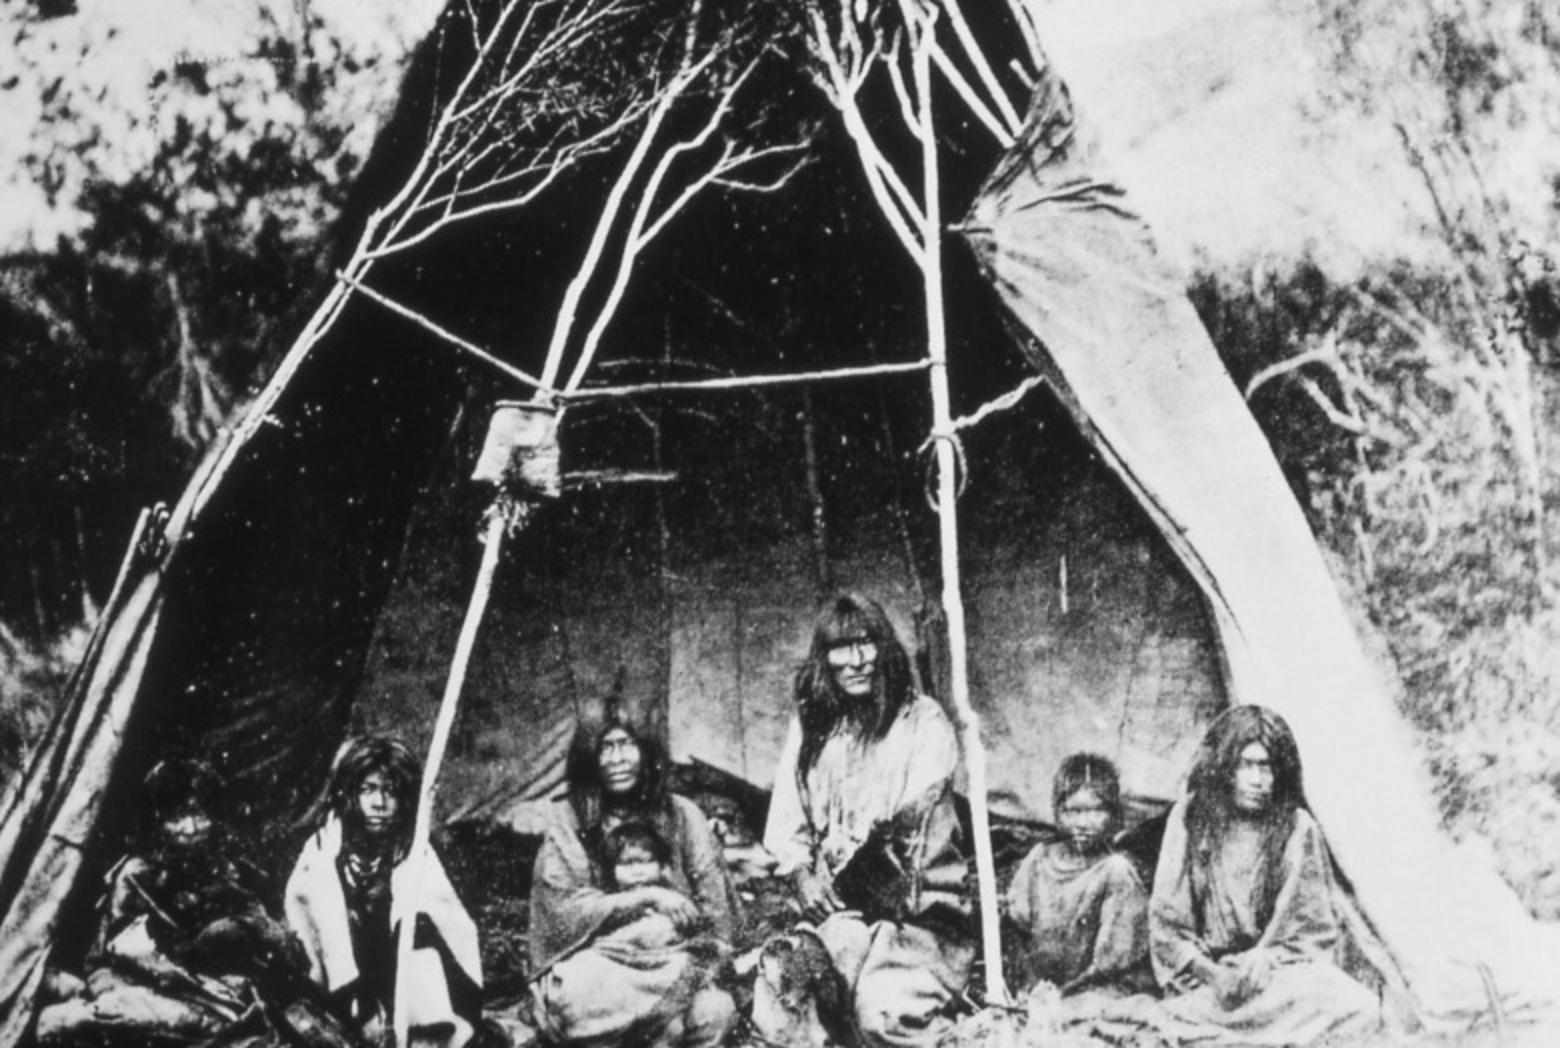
[285,736,484,1048]
[1007,753,1154,1001]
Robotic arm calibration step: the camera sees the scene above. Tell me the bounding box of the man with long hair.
[1149,705,1379,1045]
[285,735,483,1047]
[757,592,972,1048]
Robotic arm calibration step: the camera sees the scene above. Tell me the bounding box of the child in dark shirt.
[1007,753,1154,998]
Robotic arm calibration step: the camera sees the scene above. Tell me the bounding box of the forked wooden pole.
[912,10,1008,1004]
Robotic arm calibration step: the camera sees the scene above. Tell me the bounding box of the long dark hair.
[324,735,420,857]
[1183,705,1307,929]
[793,592,915,785]
[565,689,673,866]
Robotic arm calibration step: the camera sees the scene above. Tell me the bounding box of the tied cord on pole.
[915,373,1050,509]
[918,430,968,511]
[480,491,534,542]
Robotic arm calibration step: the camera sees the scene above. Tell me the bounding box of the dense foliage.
[0,2,415,779]
[1201,0,1560,915]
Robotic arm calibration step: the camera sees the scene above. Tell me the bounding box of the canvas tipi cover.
[963,57,1560,1023]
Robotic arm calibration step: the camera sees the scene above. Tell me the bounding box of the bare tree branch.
[930,41,1013,146]
[1007,0,1046,77]
[1295,375,1405,447]
[1243,345,1342,400]
[539,46,720,388]
[924,0,1024,133]
[805,3,925,257]
[565,59,811,392]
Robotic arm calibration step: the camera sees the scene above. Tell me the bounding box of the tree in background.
[1205,0,1560,916]
[0,3,415,623]
[0,2,425,772]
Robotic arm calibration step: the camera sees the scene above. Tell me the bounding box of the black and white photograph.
[3,2,1559,1046]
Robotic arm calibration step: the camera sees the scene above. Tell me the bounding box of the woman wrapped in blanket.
[285,736,484,1048]
[1149,705,1381,1046]
[754,593,974,1048]
[527,692,741,1048]
[36,759,330,1047]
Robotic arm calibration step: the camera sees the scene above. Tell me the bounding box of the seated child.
[1006,753,1154,999]
[597,821,728,971]
[285,735,483,1048]
[36,759,340,1047]
[531,820,734,1048]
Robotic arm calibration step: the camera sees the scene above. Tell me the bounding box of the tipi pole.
[911,13,1008,1004]
[391,399,560,1046]
[392,506,510,1046]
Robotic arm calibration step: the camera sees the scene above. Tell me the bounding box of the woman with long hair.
[285,735,483,1047]
[1149,705,1379,1045]
[756,592,972,1048]
[527,691,738,1048]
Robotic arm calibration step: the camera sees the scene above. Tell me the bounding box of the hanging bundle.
[471,399,564,499]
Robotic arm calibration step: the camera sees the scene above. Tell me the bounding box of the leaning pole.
[392,400,560,1046]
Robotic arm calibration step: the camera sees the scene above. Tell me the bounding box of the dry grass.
[934,1004,1559,1048]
